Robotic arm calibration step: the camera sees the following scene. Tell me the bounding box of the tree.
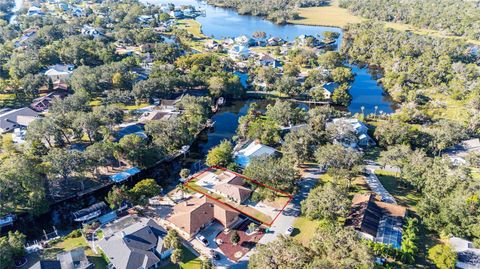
[331,67,354,84]
[282,126,324,164]
[309,225,374,269]
[374,119,413,147]
[265,100,305,127]
[317,51,343,69]
[206,140,233,167]
[401,217,419,264]
[244,156,298,191]
[0,156,47,216]
[164,229,181,250]
[230,230,240,245]
[323,31,340,41]
[428,244,457,269]
[105,185,129,209]
[301,183,349,221]
[44,148,86,182]
[170,248,183,268]
[208,76,226,97]
[129,178,162,205]
[331,83,352,106]
[0,231,26,269]
[249,236,311,269]
[117,134,155,167]
[314,144,363,188]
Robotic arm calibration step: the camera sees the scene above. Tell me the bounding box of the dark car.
[210,250,220,260]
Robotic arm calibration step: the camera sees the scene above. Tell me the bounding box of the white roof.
[238,141,276,158]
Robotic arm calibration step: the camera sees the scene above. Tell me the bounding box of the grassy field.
[177,19,206,39]
[290,0,480,45]
[164,246,202,269]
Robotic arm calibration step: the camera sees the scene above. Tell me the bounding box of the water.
[143,0,394,115]
[348,66,395,115]
[143,0,342,41]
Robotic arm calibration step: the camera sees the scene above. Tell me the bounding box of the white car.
[285,226,294,236]
[196,235,209,246]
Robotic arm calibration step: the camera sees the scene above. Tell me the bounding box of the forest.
[339,0,480,40]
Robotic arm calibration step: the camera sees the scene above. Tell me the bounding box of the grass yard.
[177,19,206,39]
[164,246,202,269]
[291,216,322,246]
[45,235,108,269]
[374,170,421,210]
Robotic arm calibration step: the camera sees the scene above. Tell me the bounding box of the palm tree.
[171,248,183,269]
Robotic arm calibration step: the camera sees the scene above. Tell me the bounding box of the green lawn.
[164,246,202,269]
[45,235,107,269]
[374,170,421,211]
[291,216,321,246]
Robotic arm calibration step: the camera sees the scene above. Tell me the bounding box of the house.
[449,237,480,269]
[71,7,84,17]
[29,248,94,269]
[169,10,184,18]
[345,194,406,249]
[234,140,277,167]
[45,64,74,82]
[0,107,39,133]
[139,110,179,123]
[15,29,37,48]
[27,6,45,16]
[159,96,183,111]
[204,40,220,51]
[234,35,254,46]
[31,91,67,112]
[167,196,240,237]
[258,54,275,66]
[12,128,27,144]
[229,45,250,60]
[81,25,102,38]
[320,82,339,99]
[98,217,173,269]
[445,138,480,165]
[267,37,285,46]
[327,118,375,147]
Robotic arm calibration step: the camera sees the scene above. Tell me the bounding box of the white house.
[27,6,44,16]
[449,237,480,269]
[0,107,39,133]
[234,140,277,167]
[234,35,254,46]
[45,64,74,82]
[81,25,102,38]
[169,10,184,18]
[229,45,250,60]
[328,118,375,148]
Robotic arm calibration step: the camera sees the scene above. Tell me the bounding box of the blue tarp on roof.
[109,167,141,183]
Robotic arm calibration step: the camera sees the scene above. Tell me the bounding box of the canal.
[16,0,396,239]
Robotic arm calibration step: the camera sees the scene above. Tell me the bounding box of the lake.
[143,0,394,115]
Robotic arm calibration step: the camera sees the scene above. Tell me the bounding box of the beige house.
[167,196,240,237]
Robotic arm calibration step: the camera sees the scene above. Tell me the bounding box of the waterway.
[143,0,395,115]
[15,0,396,239]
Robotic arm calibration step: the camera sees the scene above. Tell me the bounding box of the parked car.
[196,234,209,246]
[210,250,220,260]
[285,226,294,236]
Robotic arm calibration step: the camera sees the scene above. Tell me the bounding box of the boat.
[217,97,225,106]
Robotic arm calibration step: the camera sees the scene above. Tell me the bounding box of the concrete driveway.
[257,166,320,244]
[189,221,238,268]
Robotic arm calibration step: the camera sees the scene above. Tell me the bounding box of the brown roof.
[213,175,252,203]
[345,194,406,237]
[167,196,239,236]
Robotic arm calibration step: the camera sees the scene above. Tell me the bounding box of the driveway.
[257,166,320,244]
[189,221,238,269]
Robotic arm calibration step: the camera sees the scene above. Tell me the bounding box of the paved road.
[257,166,320,244]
